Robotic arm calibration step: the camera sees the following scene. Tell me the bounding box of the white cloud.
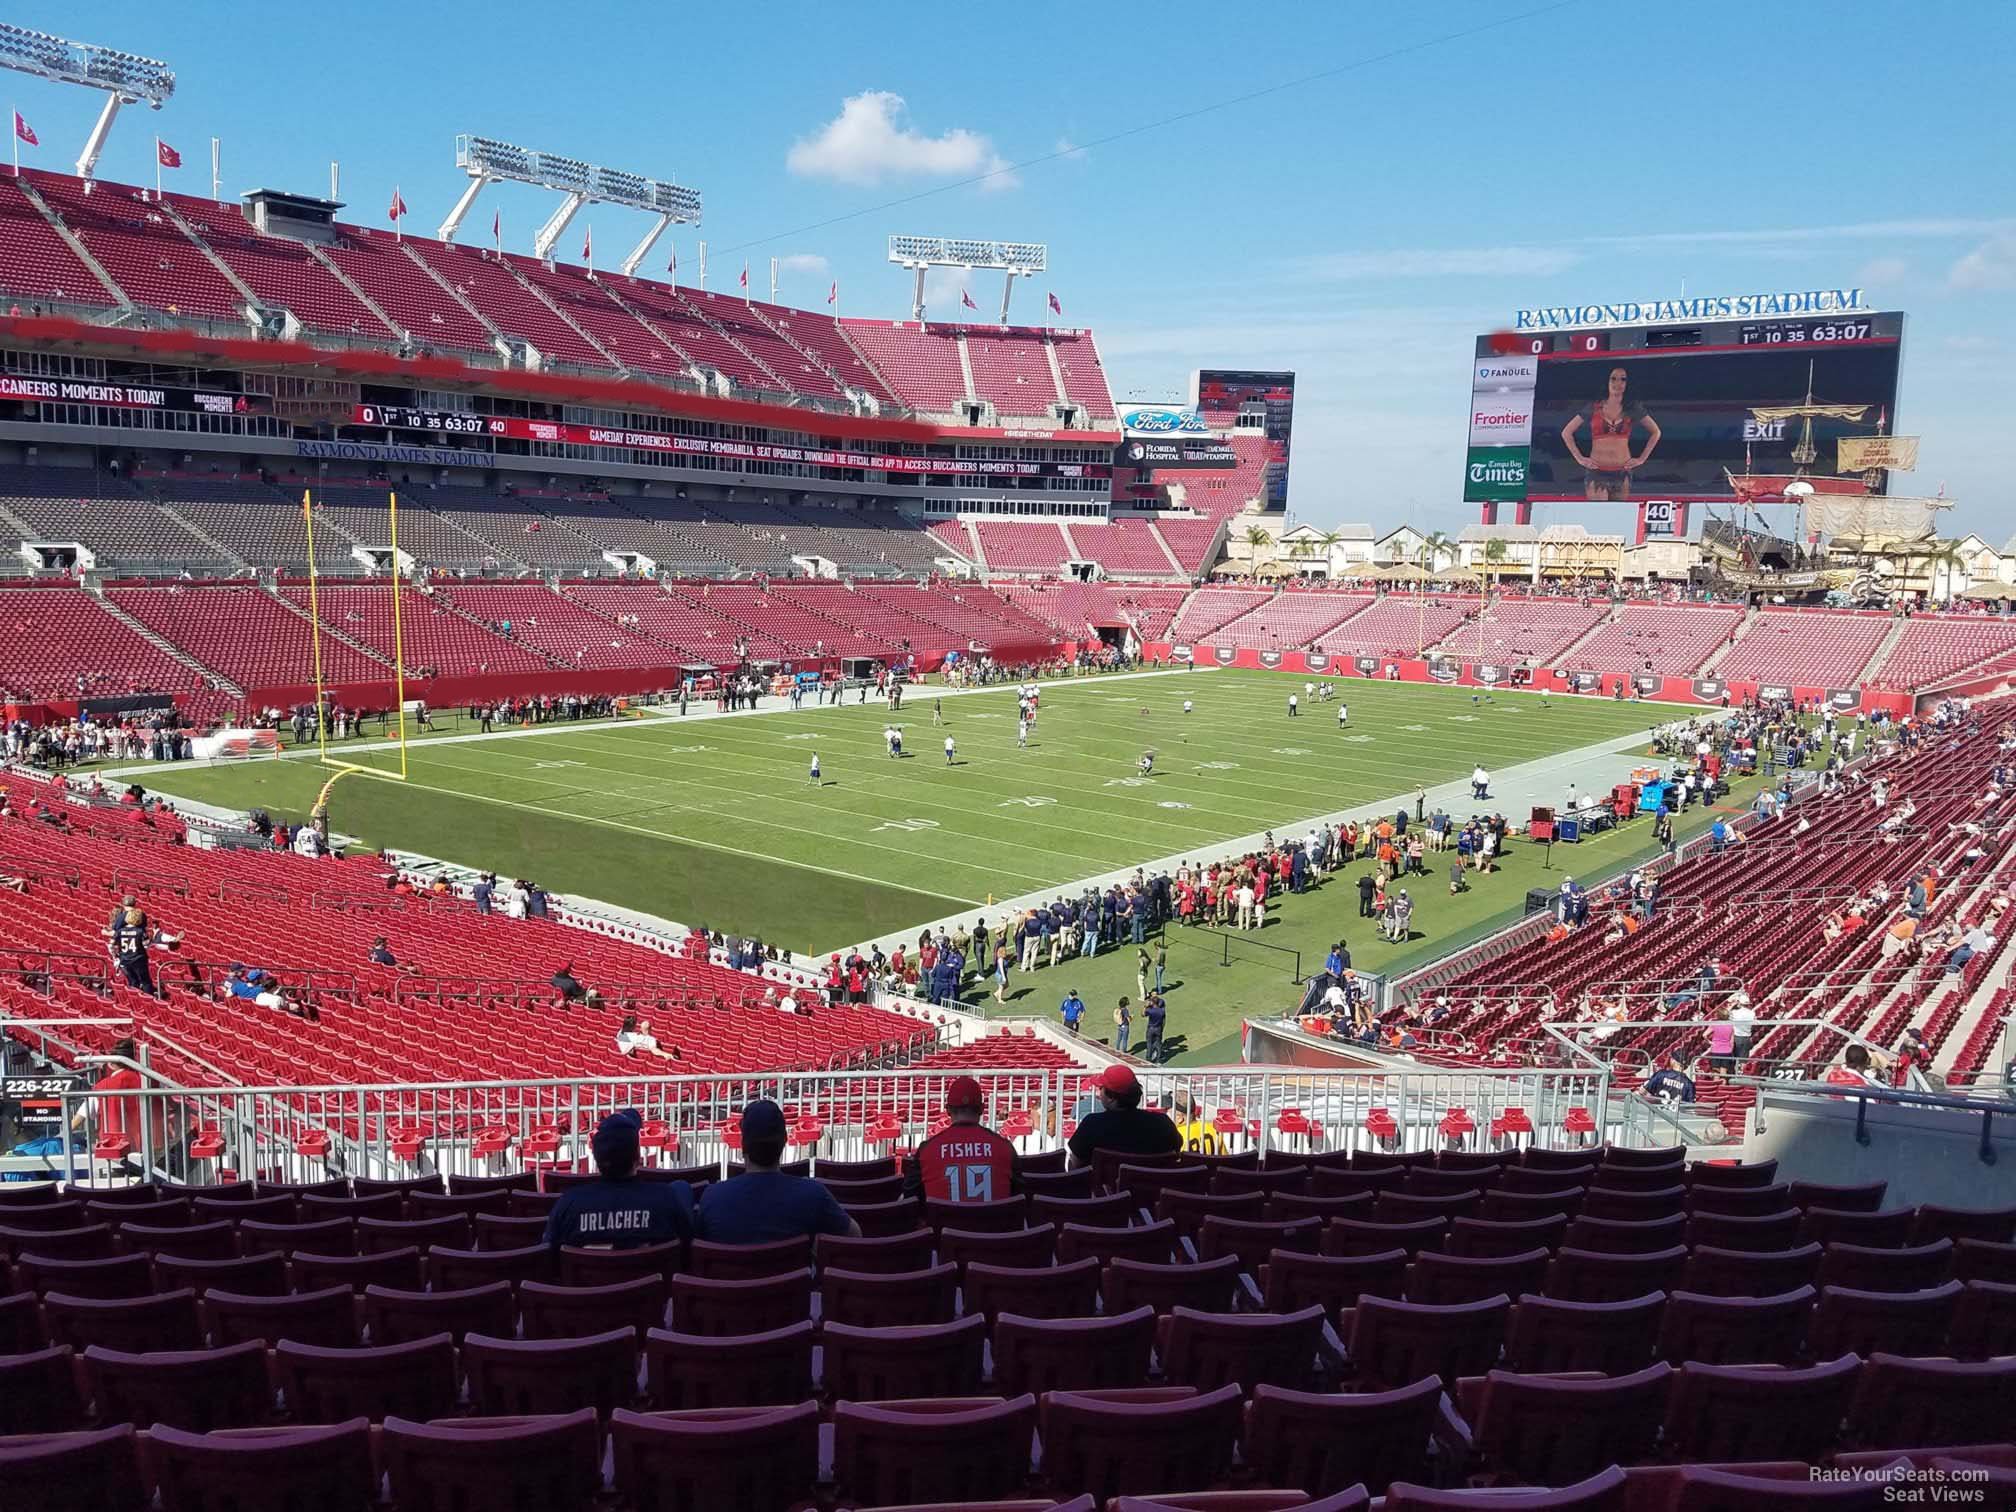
[787,91,1016,189]
[921,265,984,321]
[1949,232,2016,291]
[1054,137,1089,162]
[1591,217,2016,249]
[1294,246,1584,281]
[1856,256,1909,288]
[778,253,829,276]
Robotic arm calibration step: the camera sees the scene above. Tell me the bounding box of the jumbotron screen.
[1194,368,1294,510]
[1463,312,1905,505]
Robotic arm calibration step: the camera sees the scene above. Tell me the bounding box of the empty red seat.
[43,1288,203,1353]
[992,1306,1156,1394]
[1546,1246,1689,1303]
[273,1333,458,1422]
[1845,1353,2016,1450]
[1464,1362,1672,1484]
[1951,1279,2016,1360]
[153,1251,289,1298]
[1383,1466,1628,1509]
[686,1236,813,1281]
[1243,1376,1440,1497]
[0,1344,89,1433]
[1681,1243,1822,1297]
[463,1327,638,1418]
[384,1407,602,1512]
[204,1285,357,1349]
[821,1262,959,1327]
[831,1394,1037,1508]
[939,1225,1057,1272]
[611,1401,820,1512]
[521,1275,667,1338]
[289,1246,423,1294]
[0,1423,148,1512]
[963,1258,1100,1325]
[668,1268,810,1336]
[822,1314,988,1401]
[643,1320,816,1408]
[148,1418,376,1512]
[1502,1292,1664,1376]
[1158,1304,1325,1393]
[1662,1354,1859,1462]
[1104,1255,1243,1317]
[363,1280,515,1345]
[428,1243,554,1291]
[1056,1220,1177,1267]
[1041,1385,1244,1502]
[1657,1286,1815,1366]
[14,1251,155,1298]
[84,1340,272,1431]
[1346,1294,1509,1388]
[1809,1281,1963,1357]
[1407,1247,1550,1306]
[1261,1248,1409,1326]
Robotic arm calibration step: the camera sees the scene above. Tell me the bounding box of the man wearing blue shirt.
[543,1109,694,1250]
[696,1101,859,1244]
[1060,989,1085,1035]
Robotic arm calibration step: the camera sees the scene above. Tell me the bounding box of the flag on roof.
[1048,292,1062,316]
[13,112,36,147]
[388,187,407,222]
[582,225,592,262]
[156,140,181,169]
[739,263,749,290]
[961,289,978,311]
[827,281,837,306]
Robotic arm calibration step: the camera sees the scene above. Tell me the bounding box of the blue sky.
[15,1,2015,540]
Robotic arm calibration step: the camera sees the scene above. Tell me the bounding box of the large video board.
[1463,312,1904,504]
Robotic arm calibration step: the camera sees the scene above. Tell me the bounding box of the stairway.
[1698,606,1760,675]
[402,243,508,357]
[962,522,989,572]
[510,264,623,369]
[262,583,396,670]
[153,505,247,570]
[1552,603,1623,668]
[1043,337,1073,411]
[89,586,247,696]
[1056,521,1083,561]
[672,291,787,390]
[156,199,261,314]
[954,334,979,405]
[835,324,906,411]
[1854,615,1913,685]
[1146,522,1187,576]
[305,246,405,342]
[16,178,133,309]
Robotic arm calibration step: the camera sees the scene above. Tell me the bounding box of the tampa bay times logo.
[1468,454,1526,487]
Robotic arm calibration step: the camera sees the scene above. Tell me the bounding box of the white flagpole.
[393,183,401,243]
[211,137,220,203]
[154,138,162,199]
[769,256,777,305]
[330,161,339,201]
[12,105,18,177]
[698,239,707,290]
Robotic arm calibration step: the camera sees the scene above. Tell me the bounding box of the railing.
[54,1063,1616,1190]
[1167,924,1303,981]
[1744,1076,2012,1166]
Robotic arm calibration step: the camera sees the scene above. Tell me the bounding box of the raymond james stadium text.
[1514,288,1867,330]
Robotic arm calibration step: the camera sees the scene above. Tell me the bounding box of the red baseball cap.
[1094,1064,1139,1096]
[945,1075,986,1112]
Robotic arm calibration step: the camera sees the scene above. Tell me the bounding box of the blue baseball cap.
[591,1108,642,1165]
[740,1099,787,1141]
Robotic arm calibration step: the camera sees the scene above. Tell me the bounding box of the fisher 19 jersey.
[910,1124,1017,1203]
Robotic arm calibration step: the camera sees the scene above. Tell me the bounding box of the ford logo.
[1122,408,1209,435]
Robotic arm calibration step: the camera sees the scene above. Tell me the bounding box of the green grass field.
[139,669,1677,966]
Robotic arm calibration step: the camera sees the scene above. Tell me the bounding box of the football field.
[141,669,1673,953]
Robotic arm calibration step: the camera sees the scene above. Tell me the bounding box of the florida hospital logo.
[1468,454,1527,486]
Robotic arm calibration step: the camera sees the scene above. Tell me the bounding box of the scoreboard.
[1464,310,1905,512]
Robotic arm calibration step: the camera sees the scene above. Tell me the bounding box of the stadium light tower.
[441,134,702,269]
[0,23,175,180]
[888,235,1047,324]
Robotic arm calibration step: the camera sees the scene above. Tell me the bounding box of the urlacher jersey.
[913,1124,1017,1203]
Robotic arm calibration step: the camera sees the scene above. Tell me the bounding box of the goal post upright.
[389,489,409,780]
[299,488,331,763]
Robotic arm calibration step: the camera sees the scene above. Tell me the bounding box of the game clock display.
[1738,320,1877,345]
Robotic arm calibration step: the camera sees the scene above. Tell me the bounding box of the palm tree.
[1315,529,1343,580]
[1481,535,1509,592]
[1921,540,1970,604]
[1414,531,1452,654]
[1243,525,1272,582]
